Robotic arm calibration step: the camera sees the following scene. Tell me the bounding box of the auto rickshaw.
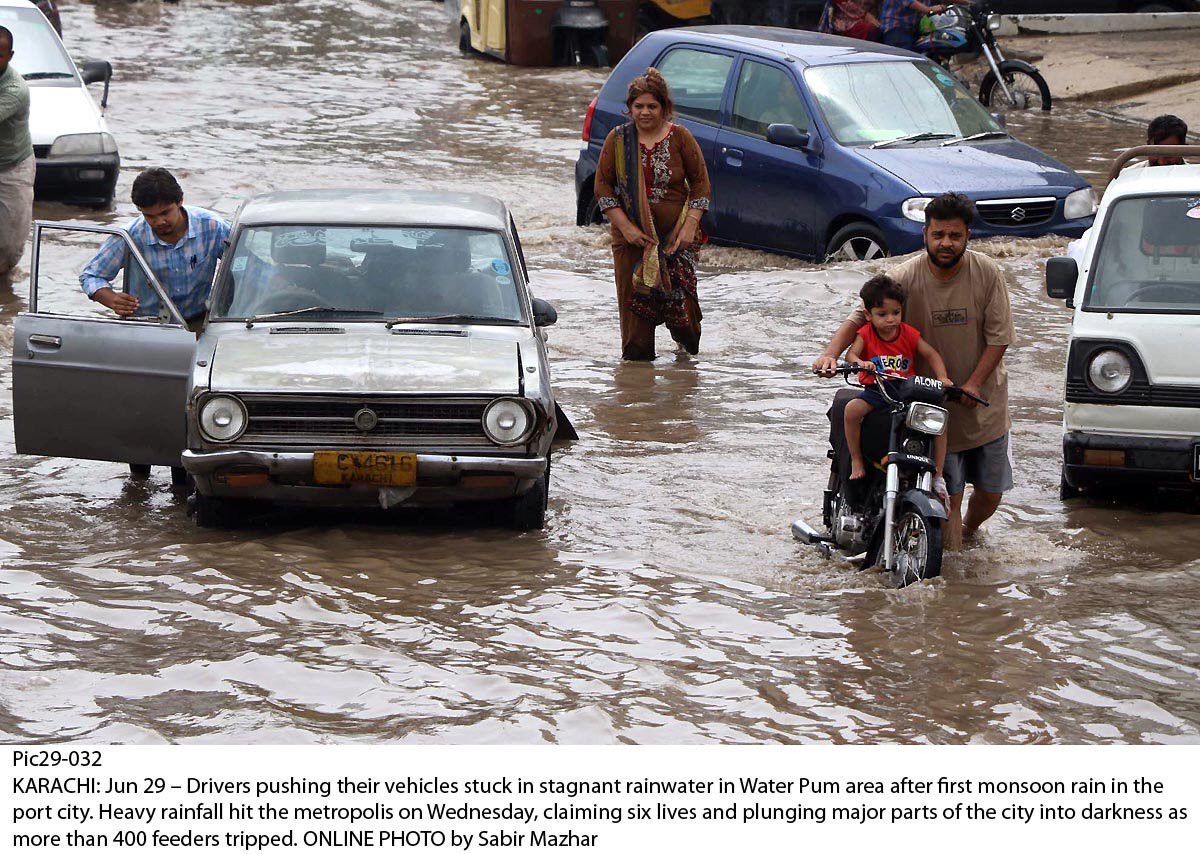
[637,1,719,35]
[460,1,639,67]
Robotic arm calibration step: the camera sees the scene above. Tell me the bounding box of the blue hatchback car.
[574,27,1096,261]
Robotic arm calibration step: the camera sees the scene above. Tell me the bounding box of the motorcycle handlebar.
[814,362,991,406]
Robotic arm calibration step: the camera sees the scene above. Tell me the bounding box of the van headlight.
[483,398,535,446]
[48,133,119,157]
[906,403,948,436]
[1087,349,1132,394]
[199,395,248,443]
[1064,187,1097,220]
[902,197,933,223]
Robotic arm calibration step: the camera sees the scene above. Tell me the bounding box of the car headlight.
[482,398,534,446]
[47,133,118,157]
[1086,349,1132,394]
[199,395,248,443]
[902,197,933,223]
[1064,187,1097,220]
[906,403,948,436]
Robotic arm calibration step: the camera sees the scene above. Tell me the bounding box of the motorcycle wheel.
[891,509,943,586]
[979,67,1051,113]
[586,42,609,68]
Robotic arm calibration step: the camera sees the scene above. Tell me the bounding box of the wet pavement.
[0,0,1196,744]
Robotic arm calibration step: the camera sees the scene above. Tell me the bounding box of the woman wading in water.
[593,68,712,361]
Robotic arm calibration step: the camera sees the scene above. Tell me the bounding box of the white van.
[1045,145,1200,497]
[0,0,118,206]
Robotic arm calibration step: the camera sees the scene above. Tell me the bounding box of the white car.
[1045,145,1200,496]
[1,0,118,205]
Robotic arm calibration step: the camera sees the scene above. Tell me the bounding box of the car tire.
[129,463,151,479]
[193,492,241,529]
[824,222,889,263]
[583,194,603,226]
[507,454,550,531]
[1059,466,1082,500]
[459,19,472,52]
[171,465,192,490]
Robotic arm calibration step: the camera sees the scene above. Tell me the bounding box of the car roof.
[235,189,511,229]
[651,26,922,67]
[1105,163,1200,200]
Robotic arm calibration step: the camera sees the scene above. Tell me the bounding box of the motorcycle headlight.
[906,403,948,436]
[902,197,933,223]
[1086,349,1132,394]
[48,133,118,157]
[482,398,535,446]
[987,14,1002,31]
[1064,187,1097,221]
[199,395,248,443]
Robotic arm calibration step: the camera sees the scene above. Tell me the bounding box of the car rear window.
[1084,195,1200,313]
[656,48,733,125]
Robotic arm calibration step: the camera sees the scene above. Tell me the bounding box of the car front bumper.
[182,449,548,507]
[877,212,1093,257]
[1063,431,1199,490]
[34,152,120,205]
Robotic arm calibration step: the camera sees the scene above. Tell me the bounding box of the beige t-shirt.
[846,250,1015,453]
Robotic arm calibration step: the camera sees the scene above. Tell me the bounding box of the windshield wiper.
[244,305,380,328]
[385,314,523,329]
[870,132,957,149]
[23,72,74,80]
[939,130,1010,146]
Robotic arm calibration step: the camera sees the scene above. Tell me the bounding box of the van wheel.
[507,454,550,531]
[824,222,889,263]
[458,19,472,52]
[193,493,242,528]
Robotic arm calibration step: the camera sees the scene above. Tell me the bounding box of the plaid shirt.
[80,206,231,320]
[879,0,922,34]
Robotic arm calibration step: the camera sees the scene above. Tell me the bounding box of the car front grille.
[976,197,1056,227]
[235,395,495,448]
[1066,379,1200,408]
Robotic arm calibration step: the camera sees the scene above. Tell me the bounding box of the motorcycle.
[915,1,1051,114]
[791,363,987,587]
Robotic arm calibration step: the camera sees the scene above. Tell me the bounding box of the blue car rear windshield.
[805,60,1001,147]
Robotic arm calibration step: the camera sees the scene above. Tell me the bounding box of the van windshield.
[805,60,1001,147]
[1084,195,1200,313]
[0,7,77,82]
[211,225,525,323]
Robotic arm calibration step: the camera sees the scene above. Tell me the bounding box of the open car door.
[13,222,198,467]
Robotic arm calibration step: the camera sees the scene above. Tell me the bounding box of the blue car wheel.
[824,222,889,263]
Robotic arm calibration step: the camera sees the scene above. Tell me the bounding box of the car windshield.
[804,60,1001,147]
[212,225,525,323]
[0,6,77,81]
[1084,195,1200,313]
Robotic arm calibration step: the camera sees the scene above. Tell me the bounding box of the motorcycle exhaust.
[791,518,822,544]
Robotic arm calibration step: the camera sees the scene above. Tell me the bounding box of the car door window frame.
[29,221,188,326]
[726,55,815,142]
[652,44,738,128]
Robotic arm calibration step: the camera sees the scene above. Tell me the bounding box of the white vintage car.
[1045,145,1200,496]
[15,190,569,529]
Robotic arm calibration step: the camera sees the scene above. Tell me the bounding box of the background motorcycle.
[916,1,1052,113]
[792,364,985,587]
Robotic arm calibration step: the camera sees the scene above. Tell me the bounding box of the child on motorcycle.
[844,274,953,502]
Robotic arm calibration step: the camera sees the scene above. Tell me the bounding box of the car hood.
[28,84,106,146]
[854,139,1084,196]
[209,329,521,395]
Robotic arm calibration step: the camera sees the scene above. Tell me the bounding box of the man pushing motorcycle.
[813,192,1015,551]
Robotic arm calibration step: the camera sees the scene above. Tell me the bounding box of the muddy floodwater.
[1,0,1197,744]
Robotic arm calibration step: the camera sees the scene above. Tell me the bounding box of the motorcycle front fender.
[994,58,1040,77]
[900,488,949,521]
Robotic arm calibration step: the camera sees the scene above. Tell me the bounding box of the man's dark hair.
[924,192,975,229]
[131,168,183,208]
[860,274,906,310]
[0,26,13,52]
[1147,114,1188,144]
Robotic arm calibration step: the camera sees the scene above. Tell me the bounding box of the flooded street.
[1,0,1197,744]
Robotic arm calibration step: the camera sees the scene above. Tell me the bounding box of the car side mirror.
[531,297,557,327]
[1045,256,1078,301]
[766,123,811,150]
[991,112,1007,129]
[78,59,112,108]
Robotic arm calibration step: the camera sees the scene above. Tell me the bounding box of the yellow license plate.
[313,451,417,486]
